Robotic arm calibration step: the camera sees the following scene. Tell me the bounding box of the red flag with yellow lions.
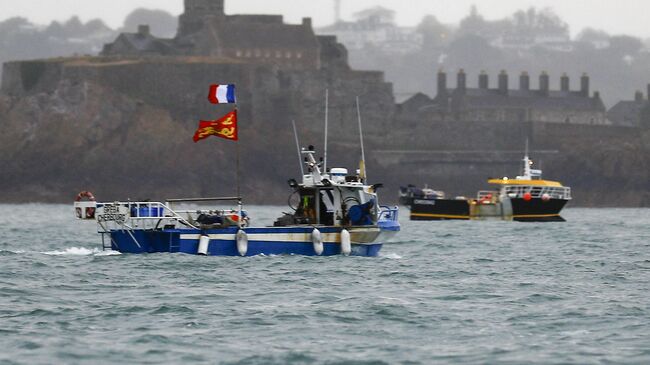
[193,110,238,142]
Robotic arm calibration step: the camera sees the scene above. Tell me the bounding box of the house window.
[286,51,292,58]
[236,50,242,57]
[296,52,303,59]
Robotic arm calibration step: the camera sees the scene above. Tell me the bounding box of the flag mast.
[201,83,242,227]
[235,105,242,228]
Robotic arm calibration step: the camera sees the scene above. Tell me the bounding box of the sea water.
[1,205,649,364]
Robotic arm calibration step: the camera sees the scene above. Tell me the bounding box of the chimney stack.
[581,73,590,97]
[520,72,530,91]
[498,70,509,95]
[457,69,466,94]
[478,71,489,89]
[539,71,550,96]
[635,91,644,102]
[437,69,447,96]
[561,73,570,92]
[302,17,312,28]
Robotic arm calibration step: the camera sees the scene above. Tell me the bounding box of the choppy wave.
[380,252,403,259]
[1,206,649,364]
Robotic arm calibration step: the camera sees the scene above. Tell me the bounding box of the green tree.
[122,8,177,38]
[417,15,450,50]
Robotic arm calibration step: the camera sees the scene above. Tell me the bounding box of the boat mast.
[235,104,242,228]
[356,96,367,182]
[323,89,329,174]
[522,138,532,179]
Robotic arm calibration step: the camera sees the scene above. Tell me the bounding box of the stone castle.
[1,0,395,138]
[102,0,347,70]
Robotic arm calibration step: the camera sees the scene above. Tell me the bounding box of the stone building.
[607,86,650,127]
[399,70,607,125]
[102,0,348,70]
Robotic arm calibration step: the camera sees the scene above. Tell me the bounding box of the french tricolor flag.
[208,84,236,104]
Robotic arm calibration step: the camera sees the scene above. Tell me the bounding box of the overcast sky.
[1,0,649,38]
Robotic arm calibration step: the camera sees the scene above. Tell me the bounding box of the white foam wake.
[42,247,120,256]
[94,250,122,256]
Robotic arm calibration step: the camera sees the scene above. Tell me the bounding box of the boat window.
[319,189,335,225]
[293,188,334,225]
[320,190,335,212]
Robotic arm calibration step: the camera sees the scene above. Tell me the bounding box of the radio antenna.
[323,89,329,173]
[291,119,304,176]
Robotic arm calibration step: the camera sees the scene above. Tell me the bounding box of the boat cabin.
[486,153,571,201]
[275,147,380,227]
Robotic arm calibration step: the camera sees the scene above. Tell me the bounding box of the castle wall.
[225,47,319,70]
[372,118,644,204]
[1,57,394,145]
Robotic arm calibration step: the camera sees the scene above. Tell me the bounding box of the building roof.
[399,92,433,110]
[353,6,396,21]
[608,100,646,127]
[104,32,174,55]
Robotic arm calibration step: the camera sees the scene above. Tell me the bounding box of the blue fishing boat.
[78,146,399,257]
[75,87,399,257]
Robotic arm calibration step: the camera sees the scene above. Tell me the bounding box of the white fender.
[236,230,248,257]
[198,235,210,256]
[340,229,352,256]
[312,228,324,256]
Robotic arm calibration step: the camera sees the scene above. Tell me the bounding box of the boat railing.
[477,191,499,203]
[95,201,199,233]
[502,185,572,200]
[95,197,244,230]
[379,205,399,222]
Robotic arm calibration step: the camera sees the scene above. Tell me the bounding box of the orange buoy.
[523,192,533,202]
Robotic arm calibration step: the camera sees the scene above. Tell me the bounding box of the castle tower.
[178,0,225,36]
[184,0,224,15]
